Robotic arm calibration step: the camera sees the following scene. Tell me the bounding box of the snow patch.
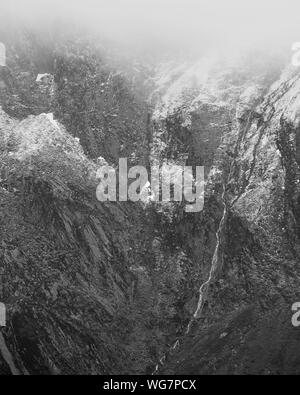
[36,73,52,83]
[45,113,60,130]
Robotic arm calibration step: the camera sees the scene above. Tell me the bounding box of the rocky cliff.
[153,57,300,375]
[1,29,300,375]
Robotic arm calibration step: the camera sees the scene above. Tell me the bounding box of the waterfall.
[152,184,227,374]
[185,183,227,334]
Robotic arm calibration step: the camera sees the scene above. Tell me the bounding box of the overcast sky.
[1,0,300,57]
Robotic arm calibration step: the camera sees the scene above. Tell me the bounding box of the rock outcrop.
[0,109,155,374]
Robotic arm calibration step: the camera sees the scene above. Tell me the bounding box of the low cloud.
[1,0,300,57]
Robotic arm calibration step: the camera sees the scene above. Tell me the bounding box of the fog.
[1,0,300,58]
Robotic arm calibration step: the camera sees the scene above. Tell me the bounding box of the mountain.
[0,29,300,375]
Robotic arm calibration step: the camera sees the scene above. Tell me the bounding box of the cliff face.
[1,29,300,375]
[53,44,151,163]
[0,109,155,374]
[155,60,300,375]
